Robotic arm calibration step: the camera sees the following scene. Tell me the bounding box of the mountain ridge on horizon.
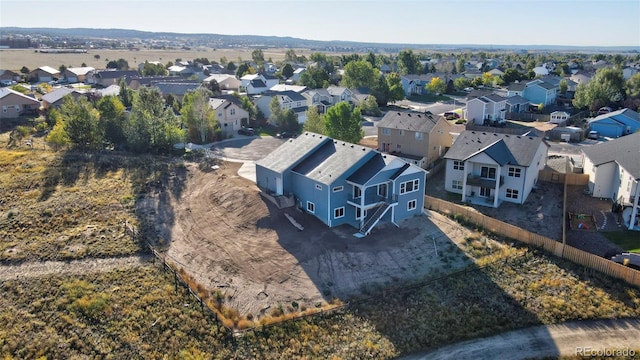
[1,26,638,52]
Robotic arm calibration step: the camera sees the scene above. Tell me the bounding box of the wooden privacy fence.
[538,169,589,185]
[424,195,640,287]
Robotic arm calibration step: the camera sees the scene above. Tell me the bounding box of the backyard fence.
[506,112,550,122]
[538,169,589,185]
[423,195,640,287]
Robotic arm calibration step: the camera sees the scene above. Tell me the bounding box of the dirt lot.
[137,161,474,317]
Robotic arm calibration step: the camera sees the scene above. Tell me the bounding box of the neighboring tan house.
[209,95,249,137]
[93,70,139,87]
[29,66,59,83]
[464,93,507,125]
[0,70,20,83]
[255,132,427,237]
[254,90,308,124]
[203,74,241,92]
[588,108,640,138]
[326,86,353,104]
[302,88,334,114]
[63,67,95,83]
[126,76,182,90]
[444,130,548,208]
[40,87,86,109]
[153,81,201,101]
[377,110,452,169]
[0,88,40,119]
[582,132,640,231]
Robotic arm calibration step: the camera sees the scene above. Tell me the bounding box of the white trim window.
[382,128,391,135]
[508,167,521,178]
[506,189,519,199]
[400,179,419,194]
[453,160,464,170]
[407,199,417,211]
[452,180,463,190]
[353,185,362,199]
[333,186,344,192]
[307,201,315,213]
[415,132,424,140]
[334,207,345,219]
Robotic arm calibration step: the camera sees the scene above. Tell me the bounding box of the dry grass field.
[0,48,308,72]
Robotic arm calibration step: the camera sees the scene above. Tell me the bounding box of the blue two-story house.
[522,80,557,106]
[588,108,640,138]
[255,132,427,237]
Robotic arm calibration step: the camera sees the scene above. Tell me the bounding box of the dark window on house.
[508,167,521,177]
[453,161,464,170]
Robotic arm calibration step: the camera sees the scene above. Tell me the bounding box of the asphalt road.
[400,319,640,360]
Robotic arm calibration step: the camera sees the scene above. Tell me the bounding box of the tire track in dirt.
[0,255,153,281]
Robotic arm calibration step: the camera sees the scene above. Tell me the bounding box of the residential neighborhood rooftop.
[445,130,546,167]
[582,132,640,180]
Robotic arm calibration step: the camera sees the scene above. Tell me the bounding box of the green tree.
[303,107,325,134]
[386,72,405,103]
[236,63,250,78]
[126,87,184,153]
[226,61,236,72]
[106,58,129,70]
[59,96,102,149]
[453,76,471,90]
[397,49,421,75]
[240,95,257,123]
[118,78,133,108]
[59,64,67,74]
[251,49,265,64]
[281,63,294,79]
[181,88,217,144]
[269,97,282,124]
[46,117,70,150]
[425,77,446,95]
[559,79,568,95]
[142,61,168,76]
[456,58,465,74]
[502,68,523,84]
[96,95,126,147]
[20,66,29,74]
[285,49,298,63]
[370,75,389,106]
[298,66,330,89]
[626,73,640,99]
[481,73,503,87]
[341,60,377,89]
[324,101,363,144]
[361,95,381,116]
[573,68,625,110]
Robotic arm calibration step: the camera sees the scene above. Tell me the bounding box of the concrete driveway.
[205,136,286,183]
[400,319,640,360]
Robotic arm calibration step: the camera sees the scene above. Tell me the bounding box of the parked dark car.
[238,127,255,136]
[444,112,460,120]
[277,131,296,139]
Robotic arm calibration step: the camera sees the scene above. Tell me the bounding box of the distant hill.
[1,27,639,53]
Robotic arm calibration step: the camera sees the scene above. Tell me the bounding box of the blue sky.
[1,0,639,46]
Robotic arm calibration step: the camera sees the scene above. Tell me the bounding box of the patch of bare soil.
[137,161,474,317]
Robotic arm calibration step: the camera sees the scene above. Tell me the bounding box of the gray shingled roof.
[250,79,267,88]
[588,108,640,124]
[378,111,442,133]
[96,70,139,79]
[507,83,526,91]
[292,138,374,185]
[444,130,545,167]
[0,88,40,103]
[582,132,640,179]
[255,132,330,174]
[41,87,76,104]
[483,93,506,103]
[154,82,201,96]
[506,95,530,105]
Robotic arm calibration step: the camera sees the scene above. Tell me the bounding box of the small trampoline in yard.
[568,211,598,231]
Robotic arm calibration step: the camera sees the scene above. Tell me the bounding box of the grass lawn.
[602,231,640,253]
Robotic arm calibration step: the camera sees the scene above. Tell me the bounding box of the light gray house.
[255,132,427,236]
[582,132,640,231]
[444,130,548,208]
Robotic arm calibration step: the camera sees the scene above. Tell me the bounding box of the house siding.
[591,162,617,199]
[393,171,426,220]
[292,173,331,226]
[0,93,40,119]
